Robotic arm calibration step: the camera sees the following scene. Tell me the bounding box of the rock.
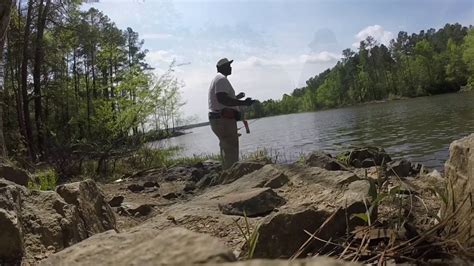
[40,227,236,265]
[0,179,120,262]
[142,181,158,188]
[261,172,289,189]
[361,158,376,168]
[337,147,391,168]
[444,133,474,247]
[163,192,179,200]
[387,159,412,177]
[219,160,271,185]
[218,257,360,265]
[127,183,144,193]
[108,195,124,207]
[143,187,158,193]
[191,168,206,181]
[218,188,286,217]
[0,180,24,259]
[304,151,347,171]
[253,205,365,259]
[412,163,423,175]
[0,164,30,186]
[218,165,291,192]
[121,203,154,217]
[56,179,117,235]
[184,182,196,192]
[196,172,219,189]
[21,189,87,259]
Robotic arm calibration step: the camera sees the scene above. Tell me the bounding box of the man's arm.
[216,92,254,107]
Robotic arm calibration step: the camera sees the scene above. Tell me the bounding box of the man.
[208,58,256,169]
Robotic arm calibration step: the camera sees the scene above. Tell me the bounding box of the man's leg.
[210,118,239,170]
[220,119,239,169]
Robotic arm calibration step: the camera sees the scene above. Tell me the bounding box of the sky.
[83,0,474,123]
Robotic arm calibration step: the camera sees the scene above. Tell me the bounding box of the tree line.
[246,23,474,119]
[0,1,184,174]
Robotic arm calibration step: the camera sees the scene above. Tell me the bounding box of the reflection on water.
[150,92,474,170]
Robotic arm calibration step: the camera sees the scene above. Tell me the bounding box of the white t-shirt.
[208,73,239,112]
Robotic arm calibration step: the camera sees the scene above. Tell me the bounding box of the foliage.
[246,23,472,119]
[1,2,186,179]
[29,168,58,191]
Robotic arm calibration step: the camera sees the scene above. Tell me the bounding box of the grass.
[233,211,260,259]
[29,168,58,191]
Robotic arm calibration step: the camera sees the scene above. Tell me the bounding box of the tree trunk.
[20,0,35,160]
[0,0,15,157]
[33,0,51,159]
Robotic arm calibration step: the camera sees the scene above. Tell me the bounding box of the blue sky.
[83,0,473,122]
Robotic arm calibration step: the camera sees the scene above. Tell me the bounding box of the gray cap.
[216,58,233,67]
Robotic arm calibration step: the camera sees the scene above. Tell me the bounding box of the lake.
[150,92,474,170]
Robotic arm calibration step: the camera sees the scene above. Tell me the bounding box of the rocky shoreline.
[1,134,473,265]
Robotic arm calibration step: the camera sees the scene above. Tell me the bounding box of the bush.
[29,168,58,191]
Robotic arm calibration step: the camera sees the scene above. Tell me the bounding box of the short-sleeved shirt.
[208,73,238,112]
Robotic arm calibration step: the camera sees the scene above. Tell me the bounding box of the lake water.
[150,92,474,170]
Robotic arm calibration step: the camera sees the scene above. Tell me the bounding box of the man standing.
[208,58,256,169]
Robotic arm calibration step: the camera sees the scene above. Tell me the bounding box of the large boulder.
[20,189,87,261]
[0,164,30,186]
[444,133,474,247]
[0,179,116,263]
[304,151,348,171]
[218,188,286,217]
[56,179,117,235]
[0,180,24,260]
[40,227,236,265]
[252,204,365,259]
[248,165,370,259]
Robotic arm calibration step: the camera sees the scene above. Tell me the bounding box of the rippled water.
[151,92,474,170]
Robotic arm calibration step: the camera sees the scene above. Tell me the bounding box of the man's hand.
[243,97,257,106]
[236,92,245,99]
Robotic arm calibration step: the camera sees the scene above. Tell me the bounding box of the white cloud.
[142,33,173,40]
[299,51,341,64]
[236,51,340,69]
[352,25,394,48]
[146,50,186,73]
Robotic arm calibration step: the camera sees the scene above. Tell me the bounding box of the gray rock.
[217,257,360,265]
[218,188,286,217]
[443,133,474,247]
[0,180,24,259]
[387,159,412,177]
[261,172,289,189]
[56,179,117,236]
[108,195,124,207]
[253,205,365,259]
[40,227,236,265]
[304,151,347,171]
[219,160,271,185]
[0,164,30,186]
[121,203,154,217]
[142,181,158,188]
[163,192,179,200]
[337,147,391,168]
[184,182,196,192]
[127,183,144,192]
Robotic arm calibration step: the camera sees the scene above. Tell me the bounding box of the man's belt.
[208,112,221,119]
[209,108,241,120]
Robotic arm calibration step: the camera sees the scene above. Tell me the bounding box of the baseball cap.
[216,58,233,67]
